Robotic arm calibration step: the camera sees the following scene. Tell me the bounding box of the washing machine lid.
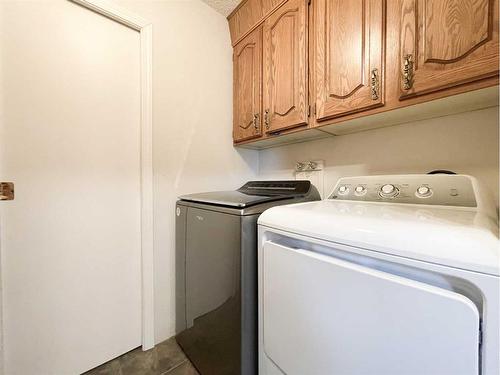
[258,199,500,276]
[179,180,312,208]
[179,190,287,208]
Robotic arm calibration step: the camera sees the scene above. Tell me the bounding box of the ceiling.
[201,0,241,16]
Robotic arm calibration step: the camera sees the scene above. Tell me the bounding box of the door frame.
[70,0,155,350]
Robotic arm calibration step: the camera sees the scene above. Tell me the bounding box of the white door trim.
[70,0,155,350]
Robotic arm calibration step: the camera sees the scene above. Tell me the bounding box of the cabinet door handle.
[253,113,259,130]
[371,68,379,100]
[402,54,414,90]
[264,109,270,129]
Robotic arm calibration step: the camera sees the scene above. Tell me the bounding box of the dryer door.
[262,241,480,375]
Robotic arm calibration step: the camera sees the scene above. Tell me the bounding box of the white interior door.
[262,241,480,375]
[0,1,142,374]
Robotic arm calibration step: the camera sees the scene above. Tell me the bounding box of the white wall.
[259,107,500,208]
[115,0,259,343]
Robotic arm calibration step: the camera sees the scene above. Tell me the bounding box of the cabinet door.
[233,27,262,142]
[400,0,499,99]
[228,0,263,44]
[262,0,284,15]
[263,0,308,133]
[315,0,385,121]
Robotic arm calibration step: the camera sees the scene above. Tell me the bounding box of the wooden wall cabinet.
[228,0,287,45]
[228,0,263,45]
[262,0,284,14]
[263,0,308,133]
[399,0,499,99]
[233,27,263,142]
[229,0,499,147]
[315,0,385,120]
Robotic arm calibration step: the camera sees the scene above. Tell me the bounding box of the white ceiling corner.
[201,0,241,17]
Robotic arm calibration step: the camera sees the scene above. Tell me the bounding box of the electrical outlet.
[295,160,325,198]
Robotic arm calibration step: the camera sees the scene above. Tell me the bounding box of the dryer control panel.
[329,174,477,207]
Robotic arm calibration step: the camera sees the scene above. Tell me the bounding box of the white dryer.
[258,174,499,375]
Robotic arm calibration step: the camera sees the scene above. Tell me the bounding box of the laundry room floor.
[83,337,199,375]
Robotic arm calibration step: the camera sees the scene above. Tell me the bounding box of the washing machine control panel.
[330,175,477,207]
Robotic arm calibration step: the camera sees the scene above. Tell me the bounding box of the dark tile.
[164,361,199,375]
[83,360,122,375]
[82,337,195,375]
[119,347,158,375]
[155,338,187,373]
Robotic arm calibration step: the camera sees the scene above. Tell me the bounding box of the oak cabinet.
[229,0,499,146]
[228,0,263,44]
[400,0,499,99]
[228,0,287,45]
[315,0,385,120]
[262,0,308,133]
[262,0,284,15]
[233,27,263,142]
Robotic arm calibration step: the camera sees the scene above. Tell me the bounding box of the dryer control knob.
[380,184,398,198]
[416,186,432,198]
[355,186,366,195]
[338,185,349,194]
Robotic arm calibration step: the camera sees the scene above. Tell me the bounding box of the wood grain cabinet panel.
[400,0,499,98]
[263,0,308,133]
[315,0,385,121]
[229,0,263,45]
[233,27,263,142]
[262,0,285,14]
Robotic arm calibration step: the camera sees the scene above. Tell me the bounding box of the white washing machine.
[258,174,499,375]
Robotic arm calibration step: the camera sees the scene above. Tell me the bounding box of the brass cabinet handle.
[402,54,414,90]
[253,113,259,130]
[371,68,379,100]
[264,109,270,129]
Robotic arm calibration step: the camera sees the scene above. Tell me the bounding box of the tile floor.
[83,337,199,375]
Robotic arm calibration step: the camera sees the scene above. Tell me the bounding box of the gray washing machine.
[175,181,320,375]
